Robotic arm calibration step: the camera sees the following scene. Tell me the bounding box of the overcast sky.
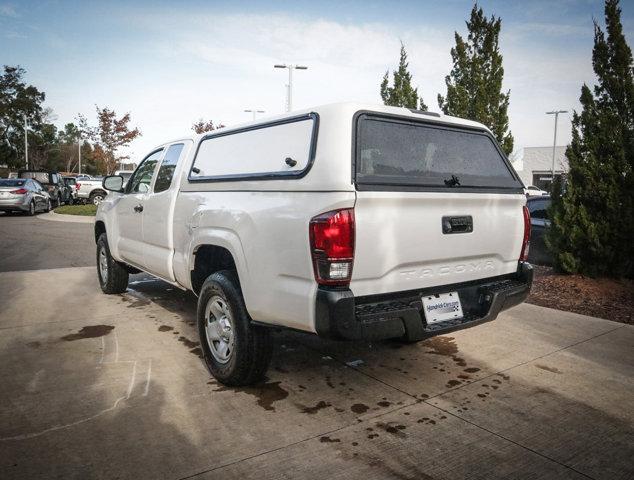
[1,0,632,162]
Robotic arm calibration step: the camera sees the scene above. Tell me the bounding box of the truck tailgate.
[350,191,526,297]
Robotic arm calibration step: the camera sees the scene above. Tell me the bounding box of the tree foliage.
[0,65,46,168]
[80,106,141,174]
[547,0,634,278]
[380,43,427,111]
[192,119,225,134]
[437,4,513,154]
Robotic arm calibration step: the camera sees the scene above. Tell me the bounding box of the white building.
[510,146,568,190]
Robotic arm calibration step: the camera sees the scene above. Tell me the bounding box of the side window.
[191,116,315,179]
[127,149,163,194]
[154,143,184,193]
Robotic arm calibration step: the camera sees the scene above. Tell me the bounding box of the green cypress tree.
[547,0,634,277]
[380,43,427,111]
[437,4,513,154]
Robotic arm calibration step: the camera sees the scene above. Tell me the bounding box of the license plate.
[422,292,463,324]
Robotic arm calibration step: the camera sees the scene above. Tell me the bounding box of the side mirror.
[103,175,124,192]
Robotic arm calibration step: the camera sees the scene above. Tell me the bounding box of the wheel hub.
[204,296,235,364]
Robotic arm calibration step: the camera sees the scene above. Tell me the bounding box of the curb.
[38,211,95,224]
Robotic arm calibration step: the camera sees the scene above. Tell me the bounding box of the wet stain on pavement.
[446,379,461,388]
[351,403,370,414]
[535,364,562,374]
[375,422,407,437]
[422,336,458,356]
[178,336,199,349]
[61,325,114,341]
[377,401,391,407]
[464,367,480,373]
[319,436,340,443]
[300,401,331,414]
[158,325,173,332]
[212,380,289,411]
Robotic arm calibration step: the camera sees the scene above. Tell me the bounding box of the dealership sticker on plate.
[422,292,463,324]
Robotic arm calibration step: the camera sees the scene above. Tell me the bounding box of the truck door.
[115,149,163,267]
[141,142,189,280]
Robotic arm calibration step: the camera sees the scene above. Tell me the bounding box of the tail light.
[309,208,355,286]
[11,188,28,195]
[75,183,81,191]
[520,205,531,261]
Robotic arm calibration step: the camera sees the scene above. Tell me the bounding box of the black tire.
[45,199,51,212]
[96,233,129,294]
[90,191,105,205]
[27,201,35,216]
[197,270,273,386]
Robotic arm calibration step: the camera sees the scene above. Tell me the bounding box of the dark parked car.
[0,178,51,215]
[527,195,551,266]
[18,170,70,207]
[63,176,79,204]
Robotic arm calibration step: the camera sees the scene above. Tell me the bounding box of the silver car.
[0,178,51,215]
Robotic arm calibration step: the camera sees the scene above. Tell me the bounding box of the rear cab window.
[189,113,317,182]
[354,113,522,192]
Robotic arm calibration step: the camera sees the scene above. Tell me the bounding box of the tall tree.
[192,119,224,134]
[80,106,141,174]
[380,43,427,111]
[547,0,634,277]
[438,4,513,154]
[0,66,46,168]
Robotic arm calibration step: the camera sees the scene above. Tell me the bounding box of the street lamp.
[244,109,265,121]
[274,64,308,112]
[24,114,29,169]
[546,110,568,192]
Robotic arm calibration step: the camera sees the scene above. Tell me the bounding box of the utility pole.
[546,110,568,192]
[78,136,82,175]
[24,114,29,169]
[274,64,308,112]
[244,109,265,121]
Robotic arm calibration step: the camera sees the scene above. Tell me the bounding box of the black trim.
[315,263,533,341]
[188,112,320,183]
[351,110,524,194]
[125,148,164,194]
[408,109,441,117]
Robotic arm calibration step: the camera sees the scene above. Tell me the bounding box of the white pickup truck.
[95,102,533,386]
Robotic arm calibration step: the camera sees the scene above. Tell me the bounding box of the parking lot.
[0,213,633,480]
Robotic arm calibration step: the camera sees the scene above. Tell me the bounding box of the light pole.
[244,109,265,121]
[546,110,568,191]
[78,136,82,175]
[24,114,29,169]
[274,64,308,112]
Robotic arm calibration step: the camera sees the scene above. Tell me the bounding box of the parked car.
[526,195,552,266]
[76,177,106,205]
[0,178,51,215]
[63,176,79,204]
[524,185,548,196]
[18,170,70,207]
[95,102,533,386]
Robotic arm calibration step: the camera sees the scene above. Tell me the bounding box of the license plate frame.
[421,291,463,324]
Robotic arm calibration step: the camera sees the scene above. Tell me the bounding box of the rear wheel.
[90,192,105,205]
[197,270,273,386]
[46,199,51,212]
[27,201,35,216]
[96,233,129,294]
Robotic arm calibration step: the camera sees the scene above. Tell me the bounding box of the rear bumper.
[0,198,29,211]
[315,262,533,341]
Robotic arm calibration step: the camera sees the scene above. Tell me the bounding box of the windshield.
[0,179,26,187]
[356,115,521,190]
[19,171,51,184]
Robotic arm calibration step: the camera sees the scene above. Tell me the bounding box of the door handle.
[134,204,144,213]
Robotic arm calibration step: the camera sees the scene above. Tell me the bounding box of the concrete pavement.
[0,213,95,272]
[0,265,632,480]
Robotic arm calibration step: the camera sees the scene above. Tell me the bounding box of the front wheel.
[197,271,273,386]
[96,233,129,294]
